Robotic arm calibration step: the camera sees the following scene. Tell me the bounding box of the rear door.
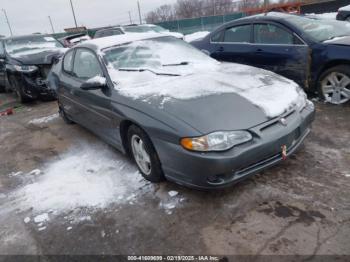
[252,22,310,88]
[210,23,255,65]
[0,41,5,88]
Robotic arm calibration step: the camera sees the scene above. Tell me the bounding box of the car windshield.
[103,36,216,71]
[124,25,167,33]
[5,36,63,55]
[286,15,350,42]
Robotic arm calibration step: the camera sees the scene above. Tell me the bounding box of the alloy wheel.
[131,134,152,175]
[321,72,350,104]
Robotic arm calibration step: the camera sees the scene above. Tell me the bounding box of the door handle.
[256,49,264,53]
[218,46,224,52]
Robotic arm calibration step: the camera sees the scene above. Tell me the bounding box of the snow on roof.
[81,32,164,50]
[339,5,350,11]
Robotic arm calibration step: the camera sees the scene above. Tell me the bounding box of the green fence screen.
[156,12,245,35]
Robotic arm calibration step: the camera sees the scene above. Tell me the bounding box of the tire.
[127,125,165,183]
[9,75,32,103]
[58,103,74,124]
[318,65,350,105]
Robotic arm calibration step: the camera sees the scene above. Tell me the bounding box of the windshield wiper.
[162,61,190,67]
[118,68,180,76]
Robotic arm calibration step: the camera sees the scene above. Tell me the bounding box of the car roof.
[230,12,302,24]
[77,32,166,51]
[2,34,52,41]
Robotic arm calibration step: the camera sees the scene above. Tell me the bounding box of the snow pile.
[339,5,350,11]
[306,13,337,20]
[184,31,210,42]
[29,113,59,125]
[12,144,150,213]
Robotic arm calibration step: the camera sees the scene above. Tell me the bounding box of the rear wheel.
[318,65,350,105]
[127,125,165,183]
[9,76,32,103]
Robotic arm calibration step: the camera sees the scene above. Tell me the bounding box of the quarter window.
[73,49,103,79]
[223,25,251,43]
[254,24,295,45]
[63,50,74,72]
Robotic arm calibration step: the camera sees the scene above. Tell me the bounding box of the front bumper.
[153,102,315,189]
[20,73,56,99]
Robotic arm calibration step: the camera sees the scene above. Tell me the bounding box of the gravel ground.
[0,92,349,258]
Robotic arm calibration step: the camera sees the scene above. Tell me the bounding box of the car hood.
[9,48,67,65]
[323,35,350,46]
[110,63,303,133]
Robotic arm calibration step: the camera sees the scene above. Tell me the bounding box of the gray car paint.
[49,39,315,189]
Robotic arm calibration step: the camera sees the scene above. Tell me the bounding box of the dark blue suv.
[191,12,350,105]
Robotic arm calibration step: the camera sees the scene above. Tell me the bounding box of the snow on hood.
[164,31,184,39]
[184,31,210,42]
[339,5,350,11]
[10,47,68,59]
[109,62,304,118]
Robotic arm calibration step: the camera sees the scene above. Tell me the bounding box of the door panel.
[71,48,119,145]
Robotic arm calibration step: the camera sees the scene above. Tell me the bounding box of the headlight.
[181,131,253,152]
[295,87,307,112]
[14,65,38,73]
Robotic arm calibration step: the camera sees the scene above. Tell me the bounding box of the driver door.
[70,48,114,141]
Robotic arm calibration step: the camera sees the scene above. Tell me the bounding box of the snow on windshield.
[5,36,63,55]
[103,36,217,70]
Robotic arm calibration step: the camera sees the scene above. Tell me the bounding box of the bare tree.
[174,0,204,19]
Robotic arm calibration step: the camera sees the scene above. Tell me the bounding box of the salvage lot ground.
[0,91,349,256]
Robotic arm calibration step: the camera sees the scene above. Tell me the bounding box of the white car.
[94,24,184,40]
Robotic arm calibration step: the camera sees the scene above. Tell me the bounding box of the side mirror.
[81,76,107,90]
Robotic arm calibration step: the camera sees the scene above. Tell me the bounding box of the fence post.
[177,20,180,33]
[201,17,204,31]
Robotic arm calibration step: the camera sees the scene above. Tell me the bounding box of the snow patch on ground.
[184,31,209,42]
[34,213,49,223]
[12,143,151,214]
[159,193,185,215]
[29,113,59,125]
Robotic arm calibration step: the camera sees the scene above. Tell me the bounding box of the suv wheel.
[127,125,165,183]
[10,76,32,103]
[319,65,350,105]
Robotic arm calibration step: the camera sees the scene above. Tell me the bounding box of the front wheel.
[318,65,350,105]
[127,125,165,183]
[9,75,32,103]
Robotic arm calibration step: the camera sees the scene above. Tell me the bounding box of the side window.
[73,49,103,79]
[112,30,123,36]
[211,30,223,42]
[223,25,251,43]
[63,50,74,72]
[254,24,295,45]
